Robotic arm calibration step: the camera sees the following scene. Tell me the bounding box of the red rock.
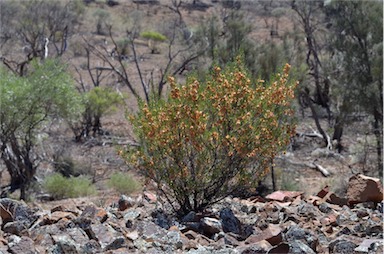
[307,195,322,206]
[245,224,282,246]
[118,195,135,211]
[169,225,179,231]
[50,211,76,222]
[317,186,330,198]
[96,208,108,223]
[320,213,337,226]
[347,174,383,205]
[248,196,266,203]
[143,191,157,203]
[183,230,199,240]
[266,191,303,202]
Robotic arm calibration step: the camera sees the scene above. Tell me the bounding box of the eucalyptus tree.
[0,60,82,199]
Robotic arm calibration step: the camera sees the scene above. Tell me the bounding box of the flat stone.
[143,191,157,203]
[266,191,303,202]
[354,239,383,253]
[347,174,383,205]
[50,211,76,222]
[245,224,282,246]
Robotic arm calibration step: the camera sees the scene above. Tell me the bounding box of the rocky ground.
[0,174,382,254]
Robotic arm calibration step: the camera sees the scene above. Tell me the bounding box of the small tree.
[140,31,167,54]
[93,8,110,35]
[0,60,82,199]
[125,58,297,215]
[69,87,124,142]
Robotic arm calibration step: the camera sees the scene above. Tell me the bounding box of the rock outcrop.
[0,174,382,253]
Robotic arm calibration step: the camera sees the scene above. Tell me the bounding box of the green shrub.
[140,31,167,42]
[43,173,96,199]
[107,172,141,194]
[140,31,167,53]
[124,57,297,215]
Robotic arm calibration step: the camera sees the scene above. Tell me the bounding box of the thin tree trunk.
[373,107,383,177]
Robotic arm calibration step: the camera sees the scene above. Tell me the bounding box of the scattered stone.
[143,191,157,203]
[118,195,135,211]
[347,174,383,205]
[0,179,382,254]
[284,225,318,251]
[200,217,222,236]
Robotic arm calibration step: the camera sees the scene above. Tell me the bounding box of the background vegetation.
[0,0,381,210]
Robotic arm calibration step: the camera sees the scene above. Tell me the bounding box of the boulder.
[347,174,383,205]
[220,208,241,235]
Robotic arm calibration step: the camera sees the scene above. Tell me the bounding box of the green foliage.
[325,0,383,113]
[125,58,297,214]
[140,31,167,42]
[116,38,130,55]
[43,173,96,200]
[53,154,93,178]
[93,8,110,35]
[0,59,82,142]
[0,59,83,199]
[107,172,141,194]
[84,86,124,119]
[140,31,167,54]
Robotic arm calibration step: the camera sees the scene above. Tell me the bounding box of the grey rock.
[318,203,332,213]
[166,230,183,249]
[88,223,125,250]
[284,225,318,251]
[289,239,316,254]
[0,198,38,230]
[182,211,197,222]
[220,208,241,235]
[329,239,358,254]
[124,209,141,221]
[3,221,27,235]
[354,239,383,253]
[238,239,272,253]
[151,209,173,229]
[51,235,80,254]
[81,239,100,254]
[8,236,37,254]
